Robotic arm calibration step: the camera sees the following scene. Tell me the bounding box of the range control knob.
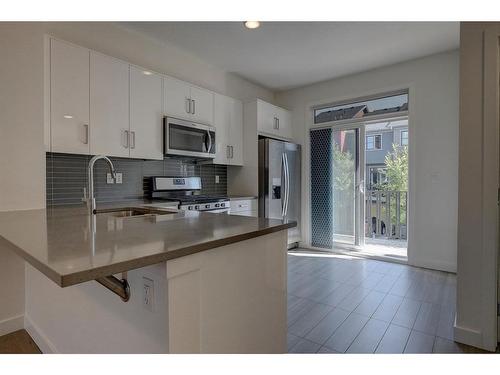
[187,206,193,210]
[194,205,200,210]
[220,202,225,207]
[215,203,220,208]
[205,204,210,209]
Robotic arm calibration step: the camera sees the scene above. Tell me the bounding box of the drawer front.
[229,199,257,213]
[230,210,258,218]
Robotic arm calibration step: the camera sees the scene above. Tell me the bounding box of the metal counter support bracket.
[95,275,131,302]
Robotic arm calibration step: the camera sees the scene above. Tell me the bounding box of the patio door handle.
[357,180,365,194]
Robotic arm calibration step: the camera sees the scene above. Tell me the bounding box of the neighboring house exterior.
[365,125,408,190]
[315,102,409,191]
[314,105,367,123]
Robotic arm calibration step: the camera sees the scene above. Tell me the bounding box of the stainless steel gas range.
[148,176,230,213]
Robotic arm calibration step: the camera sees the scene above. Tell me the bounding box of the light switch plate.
[115,173,123,184]
[215,175,220,184]
[106,173,115,184]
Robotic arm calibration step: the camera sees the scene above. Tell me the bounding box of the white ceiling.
[123,22,459,91]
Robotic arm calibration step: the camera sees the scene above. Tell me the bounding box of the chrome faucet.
[84,155,117,214]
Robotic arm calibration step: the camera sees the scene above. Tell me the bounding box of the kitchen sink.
[94,207,176,217]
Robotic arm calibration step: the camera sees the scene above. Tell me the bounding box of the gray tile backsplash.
[46,153,227,206]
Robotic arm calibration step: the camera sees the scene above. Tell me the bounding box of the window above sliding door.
[313,91,409,125]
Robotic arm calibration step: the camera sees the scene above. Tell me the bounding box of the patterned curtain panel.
[310,128,333,248]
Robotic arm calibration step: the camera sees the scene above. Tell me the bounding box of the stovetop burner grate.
[154,195,229,205]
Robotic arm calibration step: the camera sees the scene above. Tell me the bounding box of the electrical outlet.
[215,175,220,184]
[115,173,123,184]
[106,173,115,184]
[142,277,154,312]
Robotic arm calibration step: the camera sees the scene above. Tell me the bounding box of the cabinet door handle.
[186,98,191,114]
[192,99,196,115]
[227,145,231,159]
[231,145,234,159]
[124,130,129,148]
[131,131,136,149]
[277,118,280,130]
[83,124,89,144]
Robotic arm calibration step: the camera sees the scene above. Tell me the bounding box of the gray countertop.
[0,203,295,288]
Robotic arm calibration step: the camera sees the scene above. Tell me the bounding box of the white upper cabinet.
[213,94,230,165]
[257,99,277,135]
[230,99,243,165]
[213,94,243,166]
[48,37,239,161]
[276,106,292,139]
[190,86,214,125]
[163,76,192,120]
[129,67,163,160]
[163,76,214,125]
[50,39,90,154]
[256,99,292,139]
[89,52,130,157]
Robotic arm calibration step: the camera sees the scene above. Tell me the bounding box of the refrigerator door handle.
[281,153,286,218]
[284,153,290,217]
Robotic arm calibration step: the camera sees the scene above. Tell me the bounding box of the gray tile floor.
[287,250,485,354]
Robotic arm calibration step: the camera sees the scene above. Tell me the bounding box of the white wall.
[454,23,499,352]
[0,22,273,341]
[0,23,45,335]
[43,22,274,103]
[276,50,459,272]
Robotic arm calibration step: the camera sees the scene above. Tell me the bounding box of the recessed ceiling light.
[244,21,260,29]
[142,71,153,75]
[63,115,73,119]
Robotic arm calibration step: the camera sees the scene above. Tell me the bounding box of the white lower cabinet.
[90,52,130,157]
[229,199,258,217]
[213,93,243,166]
[166,230,286,353]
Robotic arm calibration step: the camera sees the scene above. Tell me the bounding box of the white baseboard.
[24,315,58,354]
[408,258,457,273]
[0,314,24,336]
[453,317,491,351]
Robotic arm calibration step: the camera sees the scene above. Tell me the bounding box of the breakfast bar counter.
[0,204,294,353]
[0,204,294,287]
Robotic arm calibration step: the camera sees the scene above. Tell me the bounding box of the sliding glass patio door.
[310,124,365,249]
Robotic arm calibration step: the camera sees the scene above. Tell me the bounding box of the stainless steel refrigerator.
[258,138,301,245]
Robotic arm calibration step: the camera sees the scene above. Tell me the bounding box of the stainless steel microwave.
[164,117,216,159]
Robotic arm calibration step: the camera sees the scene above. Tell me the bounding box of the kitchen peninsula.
[0,204,294,353]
